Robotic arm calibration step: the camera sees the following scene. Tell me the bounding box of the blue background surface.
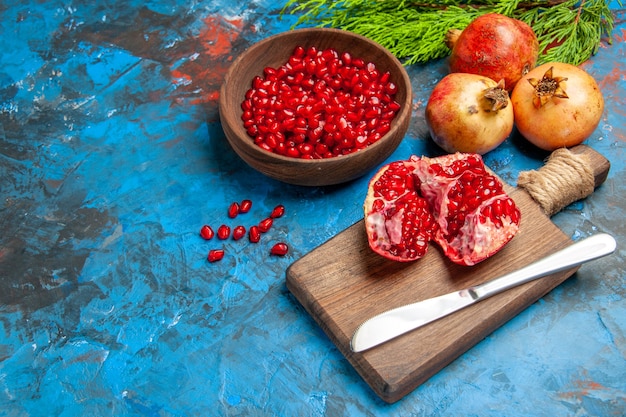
[1,1,624,416]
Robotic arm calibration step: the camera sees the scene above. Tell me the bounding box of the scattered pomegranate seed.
[248,225,261,243]
[207,249,225,262]
[258,217,273,233]
[270,204,285,219]
[270,242,289,256]
[228,202,240,218]
[200,225,214,240]
[217,225,231,240]
[232,225,246,240]
[239,199,252,213]
[202,200,291,263]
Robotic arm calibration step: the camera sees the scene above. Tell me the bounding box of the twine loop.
[517,148,595,216]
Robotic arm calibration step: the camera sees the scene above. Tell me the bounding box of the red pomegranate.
[446,13,539,91]
[364,153,521,266]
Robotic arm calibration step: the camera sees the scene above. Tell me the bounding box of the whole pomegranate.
[425,73,514,155]
[510,62,604,151]
[447,13,539,91]
[364,153,521,265]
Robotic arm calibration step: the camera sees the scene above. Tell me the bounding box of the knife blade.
[351,233,617,353]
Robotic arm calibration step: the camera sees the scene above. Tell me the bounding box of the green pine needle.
[281,0,622,66]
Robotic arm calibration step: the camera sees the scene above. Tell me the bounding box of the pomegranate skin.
[425,73,514,155]
[448,13,539,91]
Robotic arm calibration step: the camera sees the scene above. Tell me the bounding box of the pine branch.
[281,0,622,66]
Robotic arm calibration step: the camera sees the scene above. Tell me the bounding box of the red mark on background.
[170,15,251,108]
[200,15,244,57]
[596,65,626,137]
[597,66,624,91]
[559,378,609,401]
[66,9,253,114]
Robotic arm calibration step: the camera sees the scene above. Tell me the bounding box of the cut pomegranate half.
[364,153,521,265]
[414,153,521,266]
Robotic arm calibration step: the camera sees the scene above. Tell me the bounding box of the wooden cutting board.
[286,145,610,403]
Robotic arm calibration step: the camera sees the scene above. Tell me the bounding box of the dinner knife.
[351,233,617,353]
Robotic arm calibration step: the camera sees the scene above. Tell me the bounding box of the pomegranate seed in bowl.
[240,46,401,159]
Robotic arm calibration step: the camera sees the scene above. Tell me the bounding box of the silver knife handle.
[472,233,617,300]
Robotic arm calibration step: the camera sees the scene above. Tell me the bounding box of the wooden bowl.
[219,28,412,186]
